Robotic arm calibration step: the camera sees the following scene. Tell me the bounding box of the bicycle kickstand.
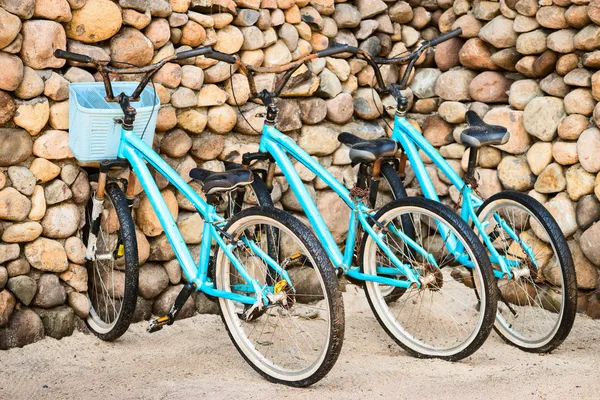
[148,282,196,333]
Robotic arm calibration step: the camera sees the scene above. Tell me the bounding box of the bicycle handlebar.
[315,44,360,58]
[200,28,462,104]
[203,49,237,64]
[427,28,462,47]
[54,49,93,64]
[55,27,462,107]
[54,46,212,101]
[175,46,212,60]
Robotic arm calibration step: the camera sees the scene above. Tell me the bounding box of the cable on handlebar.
[229,63,263,135]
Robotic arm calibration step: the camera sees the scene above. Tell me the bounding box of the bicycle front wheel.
[82,181,139,340]
[360,198,497,360]
[476,191,577,353]
[215,207,344,387]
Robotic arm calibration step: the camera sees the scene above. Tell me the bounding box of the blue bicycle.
[333,29,577,353]
[55,48,344,387]
[209,44,499,360]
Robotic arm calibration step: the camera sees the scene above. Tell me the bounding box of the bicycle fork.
[85,171,107,262]
[86,165,136,262]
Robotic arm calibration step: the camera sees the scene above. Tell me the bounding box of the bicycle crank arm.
[148,282,197,333]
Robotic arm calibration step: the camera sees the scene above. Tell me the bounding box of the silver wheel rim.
[477,198,565,349]
[363,205,487,357]
[216,213,333,382]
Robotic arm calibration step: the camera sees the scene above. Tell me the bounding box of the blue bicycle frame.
[258,123,469,289]
[391,115,532,279]
[114,128,288,306]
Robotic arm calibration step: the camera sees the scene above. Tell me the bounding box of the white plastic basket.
[68,82,159,162]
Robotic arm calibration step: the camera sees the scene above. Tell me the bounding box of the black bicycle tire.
[477,190,577,353]
[82,182,139,341]
[226,177,274,216]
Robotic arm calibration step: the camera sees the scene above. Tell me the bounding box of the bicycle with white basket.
[55,47,345,387]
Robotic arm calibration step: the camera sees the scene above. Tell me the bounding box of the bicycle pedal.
[147,316,170,333]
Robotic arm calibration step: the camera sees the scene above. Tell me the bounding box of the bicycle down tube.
[117,128,272,305]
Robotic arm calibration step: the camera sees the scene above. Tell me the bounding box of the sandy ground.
[1,286,599,400]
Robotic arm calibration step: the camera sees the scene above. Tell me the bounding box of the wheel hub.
[512,267,531,280]
[418,263,444,291]
[268,280,295,309]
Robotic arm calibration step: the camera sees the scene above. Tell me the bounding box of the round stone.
[534,163,566,193]
[469,71,512,103]
[577,128,600,173]
[435,69,477,101]
[214,25,244,54]
[509,79,543,110]
[1,222,42,243]
[497,156,535,191]
[523,96,566,141]
[566,164,595,201]
[409,68,441,99]
[110,28,154,67]
[41,203,80,239]
[65,0,123,43]
[0,188,31,222]
[558,114,589,140]
[0,53,24,92]
[0,8,20,50]
[526,141,553,175]
[20,21,66,70]
[138,263,169,299]
[564,88,595,116]
[24,238,69,272]
[207,104,237,134]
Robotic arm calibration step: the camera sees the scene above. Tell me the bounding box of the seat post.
[464,147,479,185]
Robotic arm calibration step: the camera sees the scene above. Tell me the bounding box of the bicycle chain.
[350,185,370,204]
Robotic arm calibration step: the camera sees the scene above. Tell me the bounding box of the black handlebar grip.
[207,50,237,64]
[316,44,359,58]
[54,49,92,63]
[428,28,463,47]
[175,46,212,60]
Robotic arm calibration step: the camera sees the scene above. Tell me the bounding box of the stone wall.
[1,0,600,349]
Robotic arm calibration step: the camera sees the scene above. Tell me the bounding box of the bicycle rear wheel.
[82,181,139,340]
[476,191,577,353]
[215,207,344,387]
[360,198,497,360]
